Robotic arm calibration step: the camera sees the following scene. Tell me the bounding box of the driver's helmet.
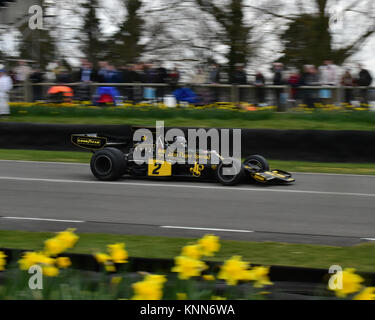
[174,136,187,148]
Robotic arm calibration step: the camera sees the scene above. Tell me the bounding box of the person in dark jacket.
[231,64,247,102]
[254,71,265,105]
[357,64,373,105]
[75,59,98,100]
[300,65,320,108]
[29,66,44,101]
[272,62,285,109]
[156,64,168,99]
[341,70,354,104]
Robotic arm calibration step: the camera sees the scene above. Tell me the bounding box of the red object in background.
[98,94,114,103]
[288,75,300,100]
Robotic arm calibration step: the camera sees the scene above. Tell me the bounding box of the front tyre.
[90,147,127,181]
[243,155,270,171]
[215,158,245,186]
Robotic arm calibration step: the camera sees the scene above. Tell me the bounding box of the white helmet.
[174,136,187,148]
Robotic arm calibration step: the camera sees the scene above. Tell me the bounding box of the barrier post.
[231,85,239,103]
[24,80,32,102]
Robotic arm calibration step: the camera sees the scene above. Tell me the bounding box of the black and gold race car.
[71,133,295,186]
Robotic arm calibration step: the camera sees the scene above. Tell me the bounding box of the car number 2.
[148,161,172,177]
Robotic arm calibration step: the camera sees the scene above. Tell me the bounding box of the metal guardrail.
[9,82,375,111]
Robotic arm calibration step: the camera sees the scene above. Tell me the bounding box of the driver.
[174,136,187,149]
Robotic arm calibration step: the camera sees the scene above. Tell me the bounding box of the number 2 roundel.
[148,160,172,176]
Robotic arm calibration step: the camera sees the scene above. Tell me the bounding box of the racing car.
[71,132,295,186]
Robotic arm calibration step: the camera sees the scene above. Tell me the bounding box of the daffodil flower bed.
[0,230,274,300]
[0,230,374,300]
[5,101,375,131]
[8,101,372,113]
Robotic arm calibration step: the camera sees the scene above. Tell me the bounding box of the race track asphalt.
[0,160,374,246]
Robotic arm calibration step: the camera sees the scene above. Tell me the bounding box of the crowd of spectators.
[2,58,374,106]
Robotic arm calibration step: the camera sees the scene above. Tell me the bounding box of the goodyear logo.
[77,138,102,146]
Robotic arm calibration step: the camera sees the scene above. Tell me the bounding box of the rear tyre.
[215,158,245,186]
[90,147,127,181]
[243,155,270,171]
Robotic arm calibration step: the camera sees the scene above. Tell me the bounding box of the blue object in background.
[172,88,198,104]
[93,87,122,106]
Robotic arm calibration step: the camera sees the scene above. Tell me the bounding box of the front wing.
[245,167,295,184]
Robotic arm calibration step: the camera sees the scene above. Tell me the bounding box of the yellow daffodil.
[95,253,111,264]
[329,268,364,298]
[203,274,215,281]
[353,287,375,300]
[0,251,7,271]
[111,276,123,285]
[218,256,251,286]
[43,265,59,277]
[197,235,220,257]
[211,296,227,300]
[55,229,79,249]
[56,257,71,269]
[181,244,202,260]
[177,293,188,300]
[105,264,116,272]
[44,238,66,256]
[18,251,54,270]
[132,274,166,300]
[172,256,207,280]
[247,266,273,288]
[107,243,128,264]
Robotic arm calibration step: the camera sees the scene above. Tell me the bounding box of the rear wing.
[71,134,128,150]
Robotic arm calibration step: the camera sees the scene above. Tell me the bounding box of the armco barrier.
[0,122,132,152]
[2,248,375,284]
[0,122,374,162]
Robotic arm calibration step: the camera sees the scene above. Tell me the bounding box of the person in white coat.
[0,69,13,116]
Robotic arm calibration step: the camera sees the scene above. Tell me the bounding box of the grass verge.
[1,230,374,272]
[4,106,375,131]
[0,149,374,175]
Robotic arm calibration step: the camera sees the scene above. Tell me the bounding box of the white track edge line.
[2,216,85,223]
[0,176,374,198]
[161,226,253,233]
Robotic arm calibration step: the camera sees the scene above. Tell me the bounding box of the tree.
[16,3,56,69]
[280,13,332,69]
[195,0,252,75]
[110,0,145,65]
[254,0,375,68]
[81,0,105,66]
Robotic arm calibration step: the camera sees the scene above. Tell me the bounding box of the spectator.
[75,59,98,100]
[0,69,13,117]
[300,65,320,108]
[142,63,157,101]
[13,60,32,84]
[56,67,72,84]
[357,64,373,105]
[155,63,169,99]
[272,62,285,107]
[318,60,340,104]
[287,69,301,101]
[231,64,247,85]
[231,64,247,102]
[97,61,110,83]
[168,66,180,87]
[208,63,221,103]
[191,66,210,105]
[76,59,98,83]
[254,71,265,105]
[29,66,44,102]
[208,63,220,84]
[105,64,121,83]
[319,60,340,85]
[341,70,354,104]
